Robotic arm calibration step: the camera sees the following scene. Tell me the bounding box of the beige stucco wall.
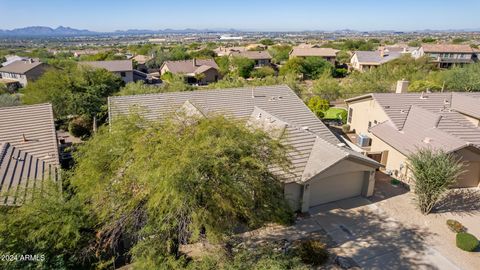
[370,133,410,178]
[300,158,376,212]
[454,147,480,187]
[347,98,390,136]
[199,68,219,84]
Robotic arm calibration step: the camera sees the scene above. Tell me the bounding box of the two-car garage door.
[309,171,365,207]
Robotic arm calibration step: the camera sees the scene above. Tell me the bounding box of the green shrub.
[342,124,350,133]
[391,179,401,186]
[294,240,329,266]
[447,219,466,233]
[456,232,479,252]
[68,115,91,138]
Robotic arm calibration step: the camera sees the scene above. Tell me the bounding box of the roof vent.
[337,143,346,147]
[420,92,428,99]
[400,109,408,114]
[301,126,309,130]
[423,137,432,144]
[443,99,450,104]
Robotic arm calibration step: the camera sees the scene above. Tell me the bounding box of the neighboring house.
[1,55,29,67]
[230,50,272,67]
[289,47,339,65]
[108,85,380,212]
[0,104,60,206]
[214,46,247,56]
[350,48,406,72]
[412,44,476,68]
[345,83,480,187]
[80,60,134,83]
[0,59,47,87]
[132,54,152,73]
[73,49,104,58]
[160,59,220,85]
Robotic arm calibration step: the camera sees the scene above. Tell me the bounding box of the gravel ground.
[372,173,480,270]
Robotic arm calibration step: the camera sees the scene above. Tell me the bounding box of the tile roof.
[230,50,272,60]
[162,59,218,74]
[353,50,403,65]
[290,47,339,57]
[108,85,380,183]
[80,60,133,72]
[347,92,480,155]
[0,59,44,74]
[0,104,60,205]
[422,44,474,53]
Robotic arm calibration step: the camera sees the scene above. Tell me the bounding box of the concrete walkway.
[306,197,462,270]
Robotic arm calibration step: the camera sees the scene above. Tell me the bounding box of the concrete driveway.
[304,197,462,270]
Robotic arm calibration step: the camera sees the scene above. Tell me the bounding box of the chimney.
[193,58,197,67]
[396,79,409,94]
[380,48,385,58]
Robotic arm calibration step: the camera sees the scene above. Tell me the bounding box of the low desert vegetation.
[408,148,464,215]
[456,232,479,252]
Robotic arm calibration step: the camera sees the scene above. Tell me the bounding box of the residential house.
[412,44,476,68]
[1,55,29,67]
[230,50,272,67]
[0,59,47,87]
[132,54,152,73]
[108,85,380,212]
[160,59,220,85]
[0,104,60,206]
[214,46,247,57]
[350,47,412,72]
[80,60,134,83]
[345,82,480,187]
[289,47,339,65]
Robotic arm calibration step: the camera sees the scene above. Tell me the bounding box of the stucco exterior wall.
[199,68,219,84]
[300,158,377,212]
[347,98,390,136]
[115,71,134,84]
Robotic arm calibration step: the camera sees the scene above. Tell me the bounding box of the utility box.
[357,134,371,147]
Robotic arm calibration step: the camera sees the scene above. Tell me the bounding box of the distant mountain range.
[0,26,242,37]
[1,26,480,37]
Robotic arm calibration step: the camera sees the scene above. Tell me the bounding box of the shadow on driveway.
[307,197,458,270]
[434,188,480,216]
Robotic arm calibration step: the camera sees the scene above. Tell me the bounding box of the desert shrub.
[251,66,275,78]
[307,96,329,118]
[408,148,464,214]
[446,219,466,233]
[294,240,329,266]
[456,232,479,252]
[68,115,91,138]
[342,124,350,133]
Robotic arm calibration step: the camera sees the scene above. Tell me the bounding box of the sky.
[1,0,480,32]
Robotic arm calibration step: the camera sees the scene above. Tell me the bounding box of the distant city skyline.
[1,0,480,32]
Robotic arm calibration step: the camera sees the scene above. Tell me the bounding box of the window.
[120,72,126,77]
[348,108,353,123]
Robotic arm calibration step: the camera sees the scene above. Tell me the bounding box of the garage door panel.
[309,172,365,206]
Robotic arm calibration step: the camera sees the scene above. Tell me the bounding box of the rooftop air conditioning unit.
[357,134,371,147]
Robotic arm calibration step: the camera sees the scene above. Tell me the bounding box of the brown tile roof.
[230,50,272,60]
[0,59,44,74]
[347,92,480,154]
[108,85,380,183]
[0,104,60,206]
[80,60,133,72]
[290,47,339,57]
[422,44,474,53]
[162,59,218,74]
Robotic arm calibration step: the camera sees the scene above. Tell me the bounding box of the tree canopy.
[21,65,124,120]
[69,114,293,266]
